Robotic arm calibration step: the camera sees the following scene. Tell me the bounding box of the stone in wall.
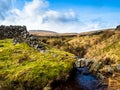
[0,25,46,51]
[0,25,27,39]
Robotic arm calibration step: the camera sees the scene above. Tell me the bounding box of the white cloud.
[24,0,49,16]
[0,0,119,33]
[42,10,79,24]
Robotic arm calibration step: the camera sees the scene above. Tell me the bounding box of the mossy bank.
[0,39,76,90]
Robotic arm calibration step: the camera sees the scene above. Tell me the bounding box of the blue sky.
[0,0,120,33]
[49,0,120,8]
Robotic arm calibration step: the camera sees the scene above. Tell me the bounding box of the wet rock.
[97,73,106,80]
[78,58,86,67]
[81,60,86,67]
[86,60,94,70]
[75,60,80,68]
[75,58,94,68]
[75,58,115,80]
[89,62,97,73]
[84,59,91,66]
[96,81,108,90]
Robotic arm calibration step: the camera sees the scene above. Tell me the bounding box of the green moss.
[0,39,75,90]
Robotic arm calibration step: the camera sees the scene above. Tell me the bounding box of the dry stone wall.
[0,25,45,51]
[0,25,27,39]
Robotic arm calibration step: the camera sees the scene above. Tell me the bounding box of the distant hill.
[29,30,58,36]
[29,28,116,37]
[29,30,57,33]
[78,28,115,36]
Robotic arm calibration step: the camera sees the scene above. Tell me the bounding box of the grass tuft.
[0,39,75,90]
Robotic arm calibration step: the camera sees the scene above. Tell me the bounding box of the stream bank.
[52,67,108,90]
[45,58,116,90]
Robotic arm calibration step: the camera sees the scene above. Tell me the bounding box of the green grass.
[0,39,75,90]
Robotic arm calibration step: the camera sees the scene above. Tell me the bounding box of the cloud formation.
[0,0,13,20]
[0,0,119,33]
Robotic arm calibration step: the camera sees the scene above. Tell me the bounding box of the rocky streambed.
[52,58,120,90]
[52,67,108,90]
[75,67,100,90]
[74,67,108,90]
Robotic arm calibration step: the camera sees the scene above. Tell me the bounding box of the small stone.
[34,44,39,49]
[80,60,86,67]
[106,65,113,73]
[86,61,94,70]
[40,50,45,53]
[89,61,97,73]
[93,62,102,72]
[116,64,120,71]
[97,73,105,80]
[75,60,80,68]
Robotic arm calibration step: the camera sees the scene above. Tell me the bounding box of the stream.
[54,67,108,90]
[75,67,100,90]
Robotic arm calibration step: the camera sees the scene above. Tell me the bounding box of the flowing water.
[75,67,100,90]
[54,67,107,90]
